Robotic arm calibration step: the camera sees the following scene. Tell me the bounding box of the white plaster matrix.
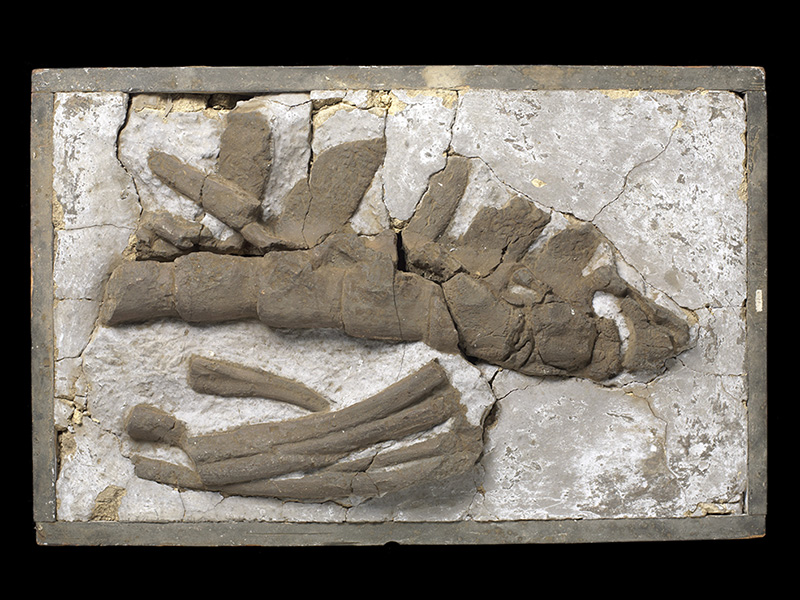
[50,88,748,523]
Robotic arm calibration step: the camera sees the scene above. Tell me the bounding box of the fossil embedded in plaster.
[104,108,691,382]
[187,355,331,413]
[125,360,482,505]
[96,98,696,506]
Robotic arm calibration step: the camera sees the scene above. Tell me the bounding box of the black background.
[15,9,782,592]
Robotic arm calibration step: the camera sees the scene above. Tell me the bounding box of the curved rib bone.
[187,355,330,413]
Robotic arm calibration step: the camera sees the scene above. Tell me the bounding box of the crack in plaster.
[55,95,143,489]
[397,101,461,222]
[460,152,540,209]
[57,222,136,234]
[620,386,689,510]
[491,381,538,402]
[453,148,697,333]
[115,95,144,229]
[590,119,681,223]
[676,355,745,379]
[54,94,140,424]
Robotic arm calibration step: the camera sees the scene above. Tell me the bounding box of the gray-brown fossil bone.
[187,355,331,413]
[102,230,461,354]
[124,360,483,504]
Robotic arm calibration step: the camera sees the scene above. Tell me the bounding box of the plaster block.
[31,66,767,545]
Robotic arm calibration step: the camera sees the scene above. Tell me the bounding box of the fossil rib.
[187,355,330,413]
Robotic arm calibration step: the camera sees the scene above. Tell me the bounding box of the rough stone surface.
[383,90,458,221]
[52,92,139,230]
[49,87,749,523]
[51,93,140,414]
[476,373,683,519]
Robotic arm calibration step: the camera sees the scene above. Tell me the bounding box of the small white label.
[755,289,763,312]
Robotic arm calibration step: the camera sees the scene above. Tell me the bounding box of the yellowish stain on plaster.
[401,88,459,110]
[52,196,65,231]
[120,231,140,261]
[601,89,641,99]
[738,132,749,203]
[738,177,749,203]
[421,65,468,89]
[60,431,77,460]
[131,93,229,120]
[366,91,407,115]
[312,90,415,126]
[70,407,83,425]
[312,102,356,128]
[690,501,738,516]
[90,485,127,521]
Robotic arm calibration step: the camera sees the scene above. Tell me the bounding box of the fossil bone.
[187,355,330,413]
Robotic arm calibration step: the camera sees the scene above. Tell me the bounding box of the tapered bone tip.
[187,354,331,413]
